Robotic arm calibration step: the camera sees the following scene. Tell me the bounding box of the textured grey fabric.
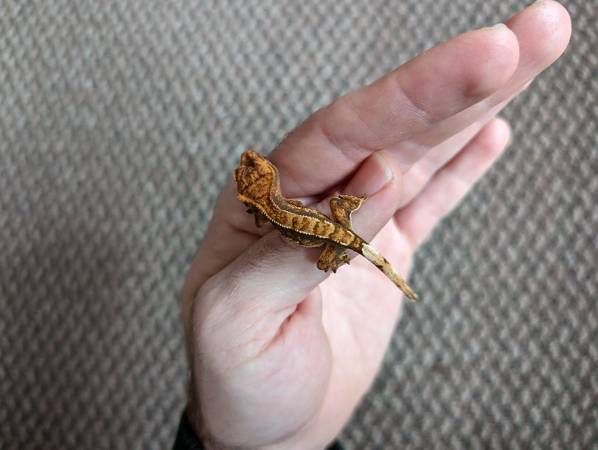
[0,0,596,449]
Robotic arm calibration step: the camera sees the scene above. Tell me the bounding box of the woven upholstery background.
[1,0,596,448]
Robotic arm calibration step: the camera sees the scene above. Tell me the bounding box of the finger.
[313,150,405,237]
[273,1,571,199]
[396,0,571,158]
[270,24,519,197]
[396,0,572,210]
[395,117,511,247]
[397,87,523,207]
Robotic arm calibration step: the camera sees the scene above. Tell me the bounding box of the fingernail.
[358,152,394,196]
[482,23,509,33]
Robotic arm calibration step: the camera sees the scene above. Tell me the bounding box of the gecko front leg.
[286,199,304,207]
[244,204,269,227]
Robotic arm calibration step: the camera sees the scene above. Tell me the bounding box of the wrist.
[186,403,227,450]
[185,403,329,450]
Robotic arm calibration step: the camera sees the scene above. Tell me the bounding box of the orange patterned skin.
[234,149,418,301]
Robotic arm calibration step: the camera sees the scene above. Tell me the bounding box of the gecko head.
[233,149,276,202]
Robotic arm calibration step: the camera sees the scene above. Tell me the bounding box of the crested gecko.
[234,149,418,302]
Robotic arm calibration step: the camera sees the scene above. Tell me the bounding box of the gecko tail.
[360,244,418,302]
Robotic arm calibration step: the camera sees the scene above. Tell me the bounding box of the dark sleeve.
[172,410,345,450]
[172,411,204,450]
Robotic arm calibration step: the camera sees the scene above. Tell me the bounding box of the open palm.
[181,2,570,449]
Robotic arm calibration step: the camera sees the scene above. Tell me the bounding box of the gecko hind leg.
[317,243,350,273]
[316,193,367,273]
[329,194,367,227]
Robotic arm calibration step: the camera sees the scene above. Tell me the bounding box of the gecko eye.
[234,167,243,183]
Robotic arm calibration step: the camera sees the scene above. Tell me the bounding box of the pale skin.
[181,2,571,449]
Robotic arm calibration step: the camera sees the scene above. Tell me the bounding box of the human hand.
[181,2,571,449]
